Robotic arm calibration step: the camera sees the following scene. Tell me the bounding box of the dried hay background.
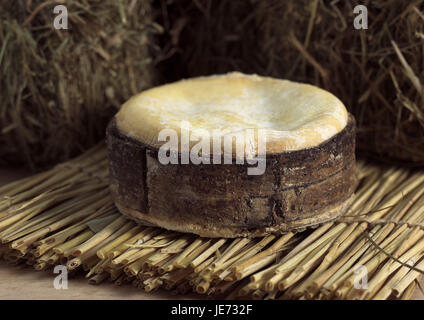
[0,0,163,169]
[3,0,423,168]
[162,0,424,165]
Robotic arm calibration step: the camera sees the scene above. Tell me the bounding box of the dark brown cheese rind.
[107,115,357,238]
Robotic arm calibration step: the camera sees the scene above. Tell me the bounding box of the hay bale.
[164,0,424,165]
[0,0,163,169]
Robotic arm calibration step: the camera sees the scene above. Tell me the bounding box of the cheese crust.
[115,72,348,155]
[108,73,356,238]
[107,115,356,238]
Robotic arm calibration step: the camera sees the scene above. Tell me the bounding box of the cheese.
[116,72,348,155]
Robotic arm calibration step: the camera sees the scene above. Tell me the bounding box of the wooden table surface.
[0,167,423,300]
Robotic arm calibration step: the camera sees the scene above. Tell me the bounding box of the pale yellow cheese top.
[116,72,348,156]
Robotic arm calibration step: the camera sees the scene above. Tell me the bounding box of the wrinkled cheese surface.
[116,72,348,156]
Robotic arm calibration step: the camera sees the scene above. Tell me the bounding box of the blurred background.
[1,0,423,169]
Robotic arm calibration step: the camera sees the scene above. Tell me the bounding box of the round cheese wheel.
[107,72,356,238]
[116,72,348,156]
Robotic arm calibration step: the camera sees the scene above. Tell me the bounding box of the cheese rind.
[116,72,348,155]
[107,115,356,238]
